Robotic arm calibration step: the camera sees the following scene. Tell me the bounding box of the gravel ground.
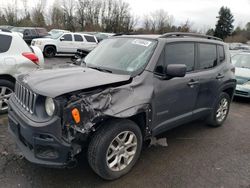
[0,57,250,188]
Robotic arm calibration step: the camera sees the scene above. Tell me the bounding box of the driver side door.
[58,34,74,53]
[152,42,200,135]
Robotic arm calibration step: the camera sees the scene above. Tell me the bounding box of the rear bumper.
[8,98,81,168]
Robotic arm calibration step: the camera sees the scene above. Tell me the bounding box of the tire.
[207,92,231,127]
[43,46,56,58]
[88,119,142,180]
[0,79,15,114]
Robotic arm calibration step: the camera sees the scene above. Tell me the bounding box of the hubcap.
[216,98,229,122]
[106,131,137,172]
[0,86,13,112]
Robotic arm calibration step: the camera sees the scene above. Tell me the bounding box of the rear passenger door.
[81,35,98,50]
[153,42,200,134]
[74,34,84,51]
[193,43,224,118]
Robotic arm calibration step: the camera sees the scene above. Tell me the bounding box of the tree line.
[0,0,192,33]
[1,1,250,42]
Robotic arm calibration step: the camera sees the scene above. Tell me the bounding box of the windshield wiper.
[88,65,113,73]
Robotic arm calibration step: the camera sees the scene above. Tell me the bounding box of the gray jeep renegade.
[8,33,236,180]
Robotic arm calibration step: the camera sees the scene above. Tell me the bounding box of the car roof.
[114,32,223,44]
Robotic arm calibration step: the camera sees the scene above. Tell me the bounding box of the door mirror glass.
[165,64,187,78]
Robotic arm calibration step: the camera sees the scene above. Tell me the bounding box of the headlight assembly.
[45,97,55,116]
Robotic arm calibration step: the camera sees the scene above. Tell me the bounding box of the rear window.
[218,45,225,63]
[84,35,96,43]
[36,28,48,36]
[0,34,12,53]
[199,43,217,69]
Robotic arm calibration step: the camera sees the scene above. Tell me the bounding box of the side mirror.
[165,64,187,78]
[60,37,65,41]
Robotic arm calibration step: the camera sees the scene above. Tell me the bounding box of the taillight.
[22,52,39,65]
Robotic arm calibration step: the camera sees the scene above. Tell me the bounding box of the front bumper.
[8,97,81,168]
[234,85,250,98]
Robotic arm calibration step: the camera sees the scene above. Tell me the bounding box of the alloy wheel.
[0,86,13,112]
[216,97,229,122]
[106,131,137,172]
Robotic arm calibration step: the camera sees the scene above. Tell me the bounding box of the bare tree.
[32,0,46,27]
[62,0,76,31]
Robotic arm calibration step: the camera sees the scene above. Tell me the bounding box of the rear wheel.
[43,46,56,58]
[207,92,230,127]
[0,80,14,114]
[88,119,142,180]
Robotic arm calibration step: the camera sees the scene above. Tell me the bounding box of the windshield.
[232,54,250,69]
[49,32,64,39]
[11,27,24,33]
[85,38,157,74]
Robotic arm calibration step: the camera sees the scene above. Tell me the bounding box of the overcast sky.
[1,0,250,30]
[124,0,250,30]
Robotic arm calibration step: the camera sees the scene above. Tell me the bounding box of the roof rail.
[159,32,222,41]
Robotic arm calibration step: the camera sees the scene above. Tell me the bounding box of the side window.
[30,29,37,36]
[199,43,217,69]
[74,34,83,42]
[165,43,195,72]
[84,35,96,43]
[0,34,12,53]
[61,34,72,41]
[218,45,225,63]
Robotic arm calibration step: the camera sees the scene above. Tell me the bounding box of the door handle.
[187,79,199,87]
[216,73,224,79]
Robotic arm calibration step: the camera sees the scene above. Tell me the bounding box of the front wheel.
[207,92,231,127]
[88,119,142,180]
[0,80,14,114]
[43,46,56,58]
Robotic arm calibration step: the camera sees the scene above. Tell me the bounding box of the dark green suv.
[8,33,236,180]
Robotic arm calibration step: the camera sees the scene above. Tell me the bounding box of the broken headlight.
[45,97,55,116]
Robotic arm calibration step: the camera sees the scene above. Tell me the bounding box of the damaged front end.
[62,83,154,145]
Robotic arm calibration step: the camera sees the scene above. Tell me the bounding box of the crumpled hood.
[18,66,131,98]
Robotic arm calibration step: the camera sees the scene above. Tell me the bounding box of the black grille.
[14,82,37,114]
[235,90,248,96]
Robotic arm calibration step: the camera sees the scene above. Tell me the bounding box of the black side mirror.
[60,37,65,41]
[165,64,187,78]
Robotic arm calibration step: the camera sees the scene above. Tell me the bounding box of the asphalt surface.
[0,57,250,188]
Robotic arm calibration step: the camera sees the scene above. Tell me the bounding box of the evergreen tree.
[214,6,234,40]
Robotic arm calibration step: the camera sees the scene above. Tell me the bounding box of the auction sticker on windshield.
[132,39,152,47]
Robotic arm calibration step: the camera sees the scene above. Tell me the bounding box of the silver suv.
[0,29,44,113]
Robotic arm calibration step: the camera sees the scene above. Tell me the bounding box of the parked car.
[71,46,96,65]
[11,27,49,45]
[0,29,44,114]
[8,33,236,180]
[94,32,115,42]
[232,52,250,98]
[0,25,14,30]
[31,32,98,58]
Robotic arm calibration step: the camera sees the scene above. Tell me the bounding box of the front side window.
[0,34,12,53]
[165,43,195,72]
[199,43,217,69]
[85,38,157,74]
[61,34,72,41]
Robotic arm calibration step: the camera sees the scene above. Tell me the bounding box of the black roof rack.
[159,32,222,41]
